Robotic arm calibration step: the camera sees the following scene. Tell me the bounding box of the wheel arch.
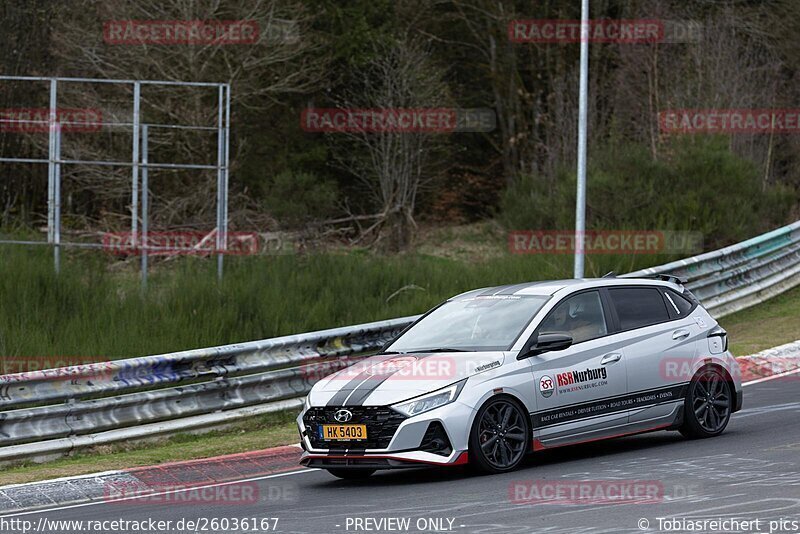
[468,391,533,454]
[697,362,736,392]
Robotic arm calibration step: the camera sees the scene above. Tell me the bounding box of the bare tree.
[329,38,450,252]
[444,0,597,186]
[40,0,329,232]
[613,1,785,171]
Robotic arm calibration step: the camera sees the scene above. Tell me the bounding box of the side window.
[538,291,608,344]
[609,288,670,330]
[664,289,694,316]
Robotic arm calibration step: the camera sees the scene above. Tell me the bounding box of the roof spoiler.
[603,272,687,285]
[639,274,688,285]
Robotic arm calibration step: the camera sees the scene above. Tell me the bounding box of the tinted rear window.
[664,290,694,316]
[609,288,670,330]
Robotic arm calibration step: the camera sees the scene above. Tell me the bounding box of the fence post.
[47,79,57,272]
[216,84,225,281]
[141,124,149,291]
[54,126,62,274]
[131,82,141,252]
[223,84,231,266]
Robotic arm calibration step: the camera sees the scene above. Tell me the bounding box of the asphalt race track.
[6,373,800,534]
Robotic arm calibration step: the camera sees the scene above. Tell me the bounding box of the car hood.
[308,351,506,407]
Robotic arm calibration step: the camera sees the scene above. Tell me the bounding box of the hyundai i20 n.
[297,276,742,478]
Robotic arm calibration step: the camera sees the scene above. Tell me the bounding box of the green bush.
[499,138,795,249]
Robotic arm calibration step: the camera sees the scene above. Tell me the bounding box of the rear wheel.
[469,396,529,474]
[680,366,732,439]
[326,468,376,480]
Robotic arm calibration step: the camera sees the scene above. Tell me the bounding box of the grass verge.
[719,283,800,355]
[0,410,299,486]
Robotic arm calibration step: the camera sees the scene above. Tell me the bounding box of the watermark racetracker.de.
[316,355,459,381]
[508,230,703,255]
[0,356,113,382]
[660,109,800,134]
[102,231,260,256]
[509,19,701,44]
[510,480,664,505]
[104,480,262,505]
[103,480,297,506]
[300,353,505,384]
[103,19,299,45]
[0,108,102,133]
[510,480,704,507]
[103,20,259,45]
[300,108,496,133]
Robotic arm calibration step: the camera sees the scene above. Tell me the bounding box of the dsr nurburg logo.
[334,409,353,422]
[539,375,555,398]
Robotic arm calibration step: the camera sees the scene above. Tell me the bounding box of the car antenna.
[602,271,616,278]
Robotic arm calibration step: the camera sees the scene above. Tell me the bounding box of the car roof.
[450,277,680,300]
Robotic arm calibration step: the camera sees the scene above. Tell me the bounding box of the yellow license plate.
[320,424,368,441]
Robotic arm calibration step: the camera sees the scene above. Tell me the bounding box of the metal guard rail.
[1,221,799,464]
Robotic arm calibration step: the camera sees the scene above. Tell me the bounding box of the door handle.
[600,353,622,365]
[672,330,690,340]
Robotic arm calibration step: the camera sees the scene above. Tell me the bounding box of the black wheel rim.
[691,369,731,432]
[478,400,527,469]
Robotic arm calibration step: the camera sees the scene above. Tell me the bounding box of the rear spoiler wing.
[642,274,688,285]
[604,271,688,285]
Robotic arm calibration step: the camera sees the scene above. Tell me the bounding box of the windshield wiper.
[404,347,474,353]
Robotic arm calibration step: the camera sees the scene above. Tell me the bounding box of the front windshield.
[386,295,550,352]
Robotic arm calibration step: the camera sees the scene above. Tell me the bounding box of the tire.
[326,468,376,480]
[469,396,530,474]
[679,366,733,439]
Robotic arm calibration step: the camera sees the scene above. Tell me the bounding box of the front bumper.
[299,450,469,469]
[297,400,474,469]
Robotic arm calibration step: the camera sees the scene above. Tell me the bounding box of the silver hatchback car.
[298,276,743,478]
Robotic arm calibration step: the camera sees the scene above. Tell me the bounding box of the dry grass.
[414,221,508,263]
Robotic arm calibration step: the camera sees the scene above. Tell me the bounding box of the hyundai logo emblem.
[333,409,353,423]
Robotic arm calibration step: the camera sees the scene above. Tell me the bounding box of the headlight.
[391,380,467,417]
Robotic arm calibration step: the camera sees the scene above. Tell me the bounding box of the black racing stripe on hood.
[325,353,411,406]
[325,367,378,406]
[329,353,441,407]
[342,373,398,406]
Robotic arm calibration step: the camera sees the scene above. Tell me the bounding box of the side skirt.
[533,403,683,450]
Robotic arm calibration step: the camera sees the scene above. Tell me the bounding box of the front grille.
[303,406,406,450]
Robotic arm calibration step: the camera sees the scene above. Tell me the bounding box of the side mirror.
[517,332,573,360]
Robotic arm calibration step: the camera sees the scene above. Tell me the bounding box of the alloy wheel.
[477,399,527,469]
[690,368,731,433]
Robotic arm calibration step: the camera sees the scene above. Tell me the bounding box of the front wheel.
[680,366,732,439]
[469,396,530,474]
[326,468,376,480]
